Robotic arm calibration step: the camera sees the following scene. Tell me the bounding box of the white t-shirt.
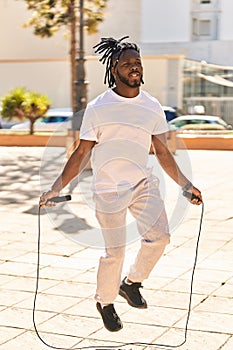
[80,88,168,193]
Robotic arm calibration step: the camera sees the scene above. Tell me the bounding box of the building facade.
[0,0,233,123]
[140,0,233,66]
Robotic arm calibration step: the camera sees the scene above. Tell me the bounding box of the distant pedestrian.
[40,36,202,332]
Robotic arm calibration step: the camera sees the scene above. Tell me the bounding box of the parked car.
[0,106,23,129]
[168,115,232,131]
[162,106,178,122]
[0,118,21,129]
[11,108,72,132]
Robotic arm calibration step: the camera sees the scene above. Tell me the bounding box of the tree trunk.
[75,0,88,112]
[29,120,35,135]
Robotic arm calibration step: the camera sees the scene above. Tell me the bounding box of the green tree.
[20,0,108,112]
[1,87,51,135]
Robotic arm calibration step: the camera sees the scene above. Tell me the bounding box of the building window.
[192,19,211,38]
[192,19,198,36]
[199,20,211,35]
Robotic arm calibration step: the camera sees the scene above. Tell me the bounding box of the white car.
[11,108,72,132]
[0,107,22,129]
[168,115,232,131]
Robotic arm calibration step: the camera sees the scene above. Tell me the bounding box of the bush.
[1,87,51,134]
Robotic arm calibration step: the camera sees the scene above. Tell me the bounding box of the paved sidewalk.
[0,146,232,350]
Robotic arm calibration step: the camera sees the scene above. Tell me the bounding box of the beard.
[116,69,142,88]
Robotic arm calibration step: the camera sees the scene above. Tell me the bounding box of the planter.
[0,131,232,151]
[0,133,66,147]
[177,133,233,151]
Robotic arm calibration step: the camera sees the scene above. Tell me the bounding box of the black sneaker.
[96,302,123,332]
[119,277,147,308]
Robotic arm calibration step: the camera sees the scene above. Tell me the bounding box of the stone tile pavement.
[0,146,232,349]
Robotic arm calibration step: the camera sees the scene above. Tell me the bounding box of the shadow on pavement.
[0,148,93,235]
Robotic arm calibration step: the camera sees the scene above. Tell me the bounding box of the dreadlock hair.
[93,36,143,88]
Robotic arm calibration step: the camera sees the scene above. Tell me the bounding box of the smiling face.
[111,49,143,96]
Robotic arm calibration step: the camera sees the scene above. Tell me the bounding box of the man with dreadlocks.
[40,36,202,332]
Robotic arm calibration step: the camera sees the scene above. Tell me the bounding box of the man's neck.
[113,86,140,98]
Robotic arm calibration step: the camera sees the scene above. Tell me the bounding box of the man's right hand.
[184,186,202,205]
[39,190,60,208]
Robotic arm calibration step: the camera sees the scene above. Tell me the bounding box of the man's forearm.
[51,156,80,193]
[152,134,191,189]
[52,149,90,192]
[51,140,94,193]
[156,148,190,189]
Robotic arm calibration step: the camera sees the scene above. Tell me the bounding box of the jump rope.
[33,191,204,349]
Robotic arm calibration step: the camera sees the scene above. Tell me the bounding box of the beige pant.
[93,176,170,304]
